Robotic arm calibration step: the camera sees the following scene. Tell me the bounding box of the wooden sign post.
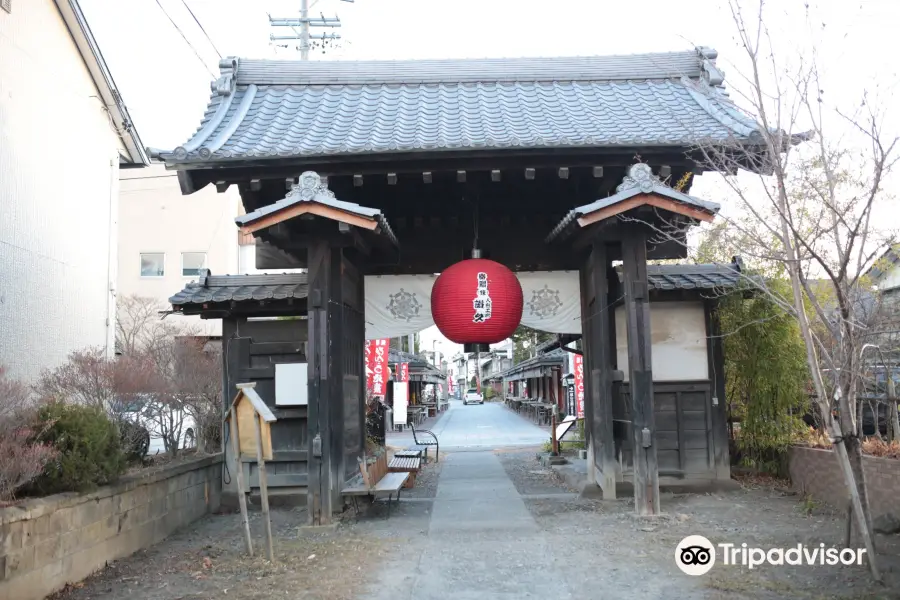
[225,382,278,561]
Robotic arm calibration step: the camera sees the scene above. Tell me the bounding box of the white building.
[0,0,147,381]
[118,163,241,336]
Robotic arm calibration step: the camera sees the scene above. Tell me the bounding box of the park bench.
[388,455,422,489]
[410,423,440,463]
[341,455,410,519]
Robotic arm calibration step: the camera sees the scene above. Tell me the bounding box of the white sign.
[275,363,308,406]
[392,381,408,425]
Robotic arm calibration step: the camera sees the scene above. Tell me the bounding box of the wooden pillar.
[585,241,616,499]
[706,300,731,481]
[621,232,660,515]
[306,239,344,525]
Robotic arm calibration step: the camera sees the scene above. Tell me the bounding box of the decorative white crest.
[617,163,659,194]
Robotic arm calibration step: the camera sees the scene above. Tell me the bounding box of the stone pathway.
[367,451,574,600]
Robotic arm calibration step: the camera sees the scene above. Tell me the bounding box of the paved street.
[387,399,550,450]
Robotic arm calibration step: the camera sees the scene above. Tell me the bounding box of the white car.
[463,388,484,405]
[116,394,197,456]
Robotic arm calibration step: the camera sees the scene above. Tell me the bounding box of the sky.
[78,0,900,359]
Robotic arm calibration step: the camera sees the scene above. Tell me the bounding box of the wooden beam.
[241,202,379,234]
[576,193,715,228]
[593,166,604,178]
[353,174,363,187]
[423,171,432,183]
[659,165,671,178]
[339,222,372,256]
[558,167,569,179]
[285,177,294,190]
[525,168,535,180]
[215,181,230,193]
[250,179,262,191]
[457,170,466,183]
[621,233,660,516]
[387,173,397,185]
[587,241,616,499]
[491,169,501,182]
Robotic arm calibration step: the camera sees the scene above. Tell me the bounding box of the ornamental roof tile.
[155,48,762,165]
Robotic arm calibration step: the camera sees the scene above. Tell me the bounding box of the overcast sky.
[79,0,900,360]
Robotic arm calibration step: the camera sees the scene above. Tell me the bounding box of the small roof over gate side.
[154,47,763,167]
[236,171,398,245]
[546,163,720,243]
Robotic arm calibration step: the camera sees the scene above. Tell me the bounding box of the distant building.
[0,0,147,380]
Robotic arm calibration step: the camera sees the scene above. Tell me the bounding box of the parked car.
[115,394,197,456]
[464,388,483,405]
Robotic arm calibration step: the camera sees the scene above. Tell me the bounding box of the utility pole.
[268,0,356,59]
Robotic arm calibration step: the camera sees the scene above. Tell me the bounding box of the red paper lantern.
[431,258,523,350]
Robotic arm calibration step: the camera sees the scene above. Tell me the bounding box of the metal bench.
[410,423,439,463]
[342,458,410,519]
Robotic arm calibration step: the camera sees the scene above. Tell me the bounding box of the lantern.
[431,254,523,353]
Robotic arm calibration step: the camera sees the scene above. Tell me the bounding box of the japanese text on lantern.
[399,362,409,383]
[473,272,493,323]
[574,354,585,418]
[367,338,389,396]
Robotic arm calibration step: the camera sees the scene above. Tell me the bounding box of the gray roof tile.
[547,163,720,242]
[159,49,761,164]
[236,172,398,244]
[638,263,742,290]
[169,271,308,307]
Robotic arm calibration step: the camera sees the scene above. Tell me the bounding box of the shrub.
[116,418,151,464]
[28,402,126,495]
[0,367,57,503]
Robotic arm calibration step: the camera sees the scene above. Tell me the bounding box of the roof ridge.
[215,49,719,89]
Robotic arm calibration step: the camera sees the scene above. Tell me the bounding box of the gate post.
[579,241,617,499]
[621,232,660,516]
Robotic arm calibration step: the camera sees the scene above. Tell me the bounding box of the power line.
[152,0,216,78]
[180,0,222,59]
[268,0,358,59]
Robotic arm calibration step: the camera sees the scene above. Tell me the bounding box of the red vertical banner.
[365,341,375,391]
[370,338,389,396]
[399,362,409,383]
[447,375,454,394]
[573,354,585,418]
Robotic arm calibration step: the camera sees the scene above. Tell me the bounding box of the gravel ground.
[52,457,445,600]
[499,449,900,600]
[51,450,900,600]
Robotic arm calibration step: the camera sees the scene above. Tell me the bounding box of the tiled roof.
[169,271,307,307]
[637,262,743,290]
[156,48,762,165]
[546,163,719,242]
[236,172,398,244]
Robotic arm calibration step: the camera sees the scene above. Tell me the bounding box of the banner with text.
[573,354,585,418]
[367,338,390,396]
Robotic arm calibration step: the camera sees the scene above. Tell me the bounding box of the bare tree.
[654,0,898,580]
[0,367,57,503]
[616,0,897,579]
[115,294,221,456]
[173,337,223,454]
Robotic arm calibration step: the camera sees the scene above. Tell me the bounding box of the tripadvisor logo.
[675,535,868,575]
[676,535,716,576]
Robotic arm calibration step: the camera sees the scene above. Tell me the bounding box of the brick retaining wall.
[788,446,900,519]
[0,454,222,600]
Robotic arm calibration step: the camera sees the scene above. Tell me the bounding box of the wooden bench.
[388,455,422,489]
[341,455,410,519]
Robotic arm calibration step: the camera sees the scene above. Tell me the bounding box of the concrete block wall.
[789,446,900,519]
[0,454,222,600]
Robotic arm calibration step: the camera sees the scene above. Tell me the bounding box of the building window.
[181,252,207,277]
[140,253,165,277]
